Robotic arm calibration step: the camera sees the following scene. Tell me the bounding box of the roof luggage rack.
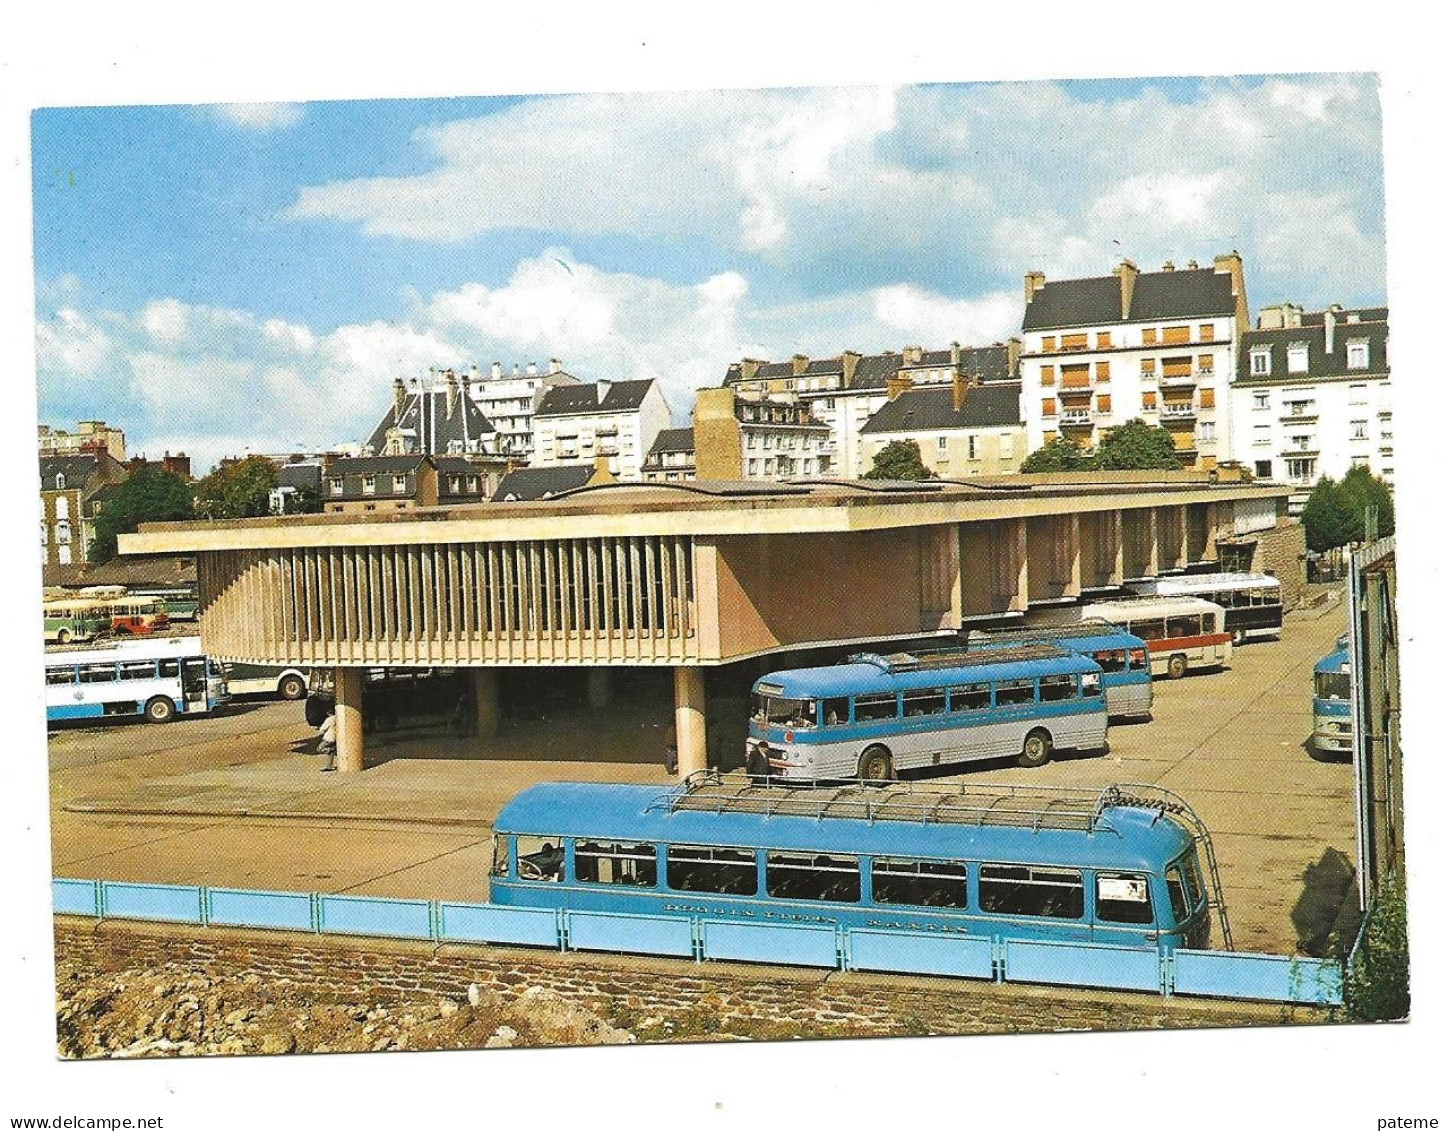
[968,618,1124,643]
[849,642,1065,673]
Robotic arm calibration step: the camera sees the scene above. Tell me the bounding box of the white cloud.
[35,306,114,375]
[215,102,304,131]
[870,285,1019,345]
[1091,172,1232,230]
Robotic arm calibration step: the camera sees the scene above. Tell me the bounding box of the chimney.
[513,364,521,376]
[841,351,861,386]
[1213,250,1248,335]
[791,353,809,377]
[1007,336,1022,375]
[1113,260,1139,320]
[950,341,961,367]
[445,370,458,419]
[951,372,970,412]
[595,378,612,405]
[1162,259,1175,272]
[549,358,562,375]
[1023,270,1046,305]
[740,358,762,381]
[1187,259,1199,269]
[902,344,924,366]
[1324,304,1341,355]
[886,374,913,401]
[491,362,502,379]
[392,377,407,424]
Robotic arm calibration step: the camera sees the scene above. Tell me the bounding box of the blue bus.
[490,776,1230,952]
[1312,634,1352,758]
[44,637,228,724]
[746,644,1108,781]
[964,620,1152,721]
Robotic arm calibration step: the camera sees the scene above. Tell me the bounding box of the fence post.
[310,893,321,934]
[199,886,210,929]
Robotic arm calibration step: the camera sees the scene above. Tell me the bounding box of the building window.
[1197,354,1213,373]
[329,478,343,495]
[1198,323,1215,342]
[55,520,71,545]
[1200,388,1215,410]
[1351,420,1368,440]
[1140,358,1156,378]
[967,435,978,460]
[1142,391,1157,410]
[936,436,948,457]
[1352,455,1371,469]
[1000,434,1015,459]
[1350,384,1368,405]
[1096,332,1112,349]
[392,474,407,493]
[362,475,377,495]
[40,522,47,547]
[1141,328,1157,346]
[1200,421,1216,443]
[58,544,71,564]
[55,495,69,519]
[1253,391,1270,410]
[1097,393,1112,413]
[1163,325,1190,345]
[1250,349,1271,377]
[1287,344,1308,373]
[1095,361,1110,383]
[1348,339,1370,370]
[1040,365,1055,387]
[1041,336,1057,352]
[54,472,66,491]
[1253,425,1271,447]
[1042,398,1057,417]
[1255,460,1273,478]
[1287,457,1317,483]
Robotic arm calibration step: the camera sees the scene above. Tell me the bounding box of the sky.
[31,75,1387,473]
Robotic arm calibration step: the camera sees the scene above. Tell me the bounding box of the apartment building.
[470,359,582,461]
[1019,255,1250,469]
[532,378,670,481]
[859,378,1025,477]
[1231,304,1392,489]
[641,427,698,483]
[38,420,127,462]
[365,372,496,458]
[722,341,1017,478]
[39,452,129,567]
[323,455,439,514]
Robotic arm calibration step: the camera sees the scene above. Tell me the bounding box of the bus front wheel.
[1231,629,1248,647]
[277,674,306,701]
[858,745,894,782]
[144,696,176,724]
[56,628,71,644]
[1167,653,1189,679]
[1018,729,1053,769]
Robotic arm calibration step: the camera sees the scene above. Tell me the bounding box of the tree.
[1300,475,1358,553]
[1337,466,1395,542]
[88,467,195,563]
[1092,419,1183,471]
[282,485,321,515]
[863,440,936,481]
[194,455,280,520]
[1020,437,1091,473]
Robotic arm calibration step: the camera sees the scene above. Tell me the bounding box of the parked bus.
[108,595,171,636]
[1055,596,1231,679]
[223,662,310,701]
[42,598,109,645]
[44,636,228,724]
[746,644,1107,782]
[489,775,1231,953]
[964,620,1152,721]
[1312,634,1352,758]
[1127,572,1282,645]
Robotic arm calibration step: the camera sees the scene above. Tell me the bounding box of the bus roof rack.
[661,772,1194,834]
[848,642,1065,673]
[968,619,1128,641]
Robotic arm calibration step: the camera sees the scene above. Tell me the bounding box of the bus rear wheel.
[1018,728,1052,769]
[55,629,71,644]
[858,745,894,782]
[1231,629,1248,647]
[144,696,176,724]
[277,674,306,701]
[1167,653,1189,679]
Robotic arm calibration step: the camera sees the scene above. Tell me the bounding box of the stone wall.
[55,918,1326,1047]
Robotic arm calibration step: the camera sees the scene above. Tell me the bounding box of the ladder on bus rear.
[1104,784,1234,951]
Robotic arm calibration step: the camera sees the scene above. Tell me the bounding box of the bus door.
[180,657,209,713]
[1091,871,1162,947]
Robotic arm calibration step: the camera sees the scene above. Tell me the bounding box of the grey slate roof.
[39,454,108,492]
[276,462,323,492]
[1236,308,1389,384]
[723,343,1014,392]
[859,383,1024,436]
[491,465,596,502]
[535,379,656,418]
[1021,267,1236,331]
[365,388,495,455]
[648,427,696,455]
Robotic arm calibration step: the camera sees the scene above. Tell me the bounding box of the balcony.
[1280,408,1318,423]
[1160,403,1197,422]
[1159,371,1197,388]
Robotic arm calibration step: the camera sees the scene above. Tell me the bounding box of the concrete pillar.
[1010,517,1029,612]
[673,666,707,777]
[1146,508,1160,577]
[1066,513,1082,598]
[473,668,500,739]
[334,666,365,774]
[1177,505,1191,568]
[586,667,612,709]
[1111,510,1124,585]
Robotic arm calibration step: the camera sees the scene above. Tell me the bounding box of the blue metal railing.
[51,878,1343,1006]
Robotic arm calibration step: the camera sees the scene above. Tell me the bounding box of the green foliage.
[1093,418,1184,471]
[1020,437,1091,473]
[863,440,936,481]
[88,467,195,563]
[1345,874,1410,1021]
[283,484,322,515]
[194,455,280,520]
[1302,470,1395,552]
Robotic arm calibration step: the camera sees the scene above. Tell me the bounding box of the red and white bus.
[1049,596,1231,679]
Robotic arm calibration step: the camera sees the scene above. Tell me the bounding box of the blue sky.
[32,75,1386,472]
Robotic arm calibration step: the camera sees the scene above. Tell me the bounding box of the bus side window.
[79,663,117,684]
[119,661,157,681]
[159,660,180,678]
[1094,650,1126,673]
[516,835,566,882]
[46,667,77,686]
[1165,866,1189,922]
[853,693,899,722]
[979,864,1083,918]
[1038,675,1075,702]
[994,679,1034,707]
[1133,619,1165,641]
[667,845,758,896]
[823,697,849,726]
[574,840,658,887]
[1080,672,1102,697]
[872,858,967,909]
[1166,615,1200,638]
[1096,872,1154,925]
[766,852,860,903]
[902,688,946,717]
[491,836,511,878]
[948,683,990,712]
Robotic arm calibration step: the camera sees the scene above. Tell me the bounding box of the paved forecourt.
[48,600,1353,955]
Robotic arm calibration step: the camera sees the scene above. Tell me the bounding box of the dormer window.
[1287,344,1309,374]
[1347,339,1370,370]
[54,473,66,490]
[392,474,407,493]
[1250,348,1271,377]
[362,475,377,495]
[329,478,343,495]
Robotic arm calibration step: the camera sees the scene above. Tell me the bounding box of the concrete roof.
[121,472,1290,554]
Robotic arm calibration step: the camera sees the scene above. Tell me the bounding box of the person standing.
[317,710,337,773]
